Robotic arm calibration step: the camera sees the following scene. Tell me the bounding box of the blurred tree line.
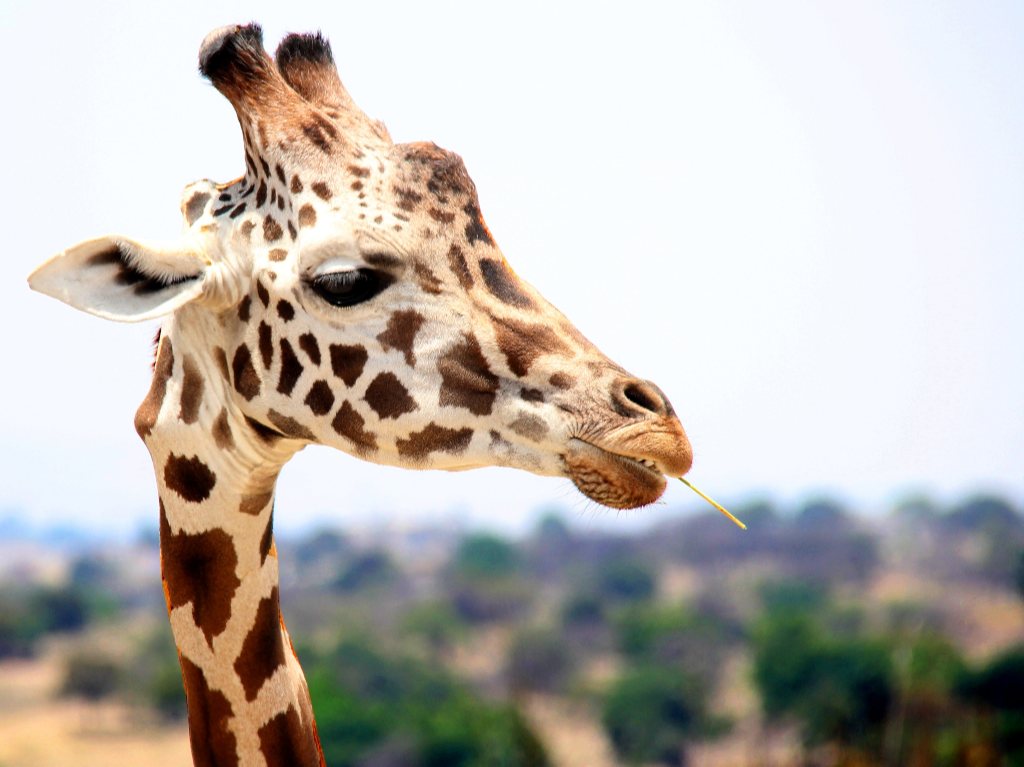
[3,492,1022,766]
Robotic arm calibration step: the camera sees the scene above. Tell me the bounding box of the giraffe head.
[29,24,691,509]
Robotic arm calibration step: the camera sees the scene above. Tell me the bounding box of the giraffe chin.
[563,438,669,510]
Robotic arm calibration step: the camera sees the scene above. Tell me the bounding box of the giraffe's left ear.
[28,236,208,322]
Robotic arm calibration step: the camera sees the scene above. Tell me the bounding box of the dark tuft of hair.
[275,31,334,68]
[199,23,266,82]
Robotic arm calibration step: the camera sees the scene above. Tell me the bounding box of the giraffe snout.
[612,378,675,419]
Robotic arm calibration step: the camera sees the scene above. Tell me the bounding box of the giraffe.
[29,24,693,767]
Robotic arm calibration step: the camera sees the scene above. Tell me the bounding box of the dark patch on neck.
[135,337,174,438]
[185,192,210,226]
[179,655,239,767]
[438,333,499,416]
[212,407,235,449]
[303,380,335,416]
[328,343,368,387]
[447,244,474,289]
[376,310,425,367]
[239,490,274,516]
[491,315,571,377]
[160,504,239,646]
[297,333,321,366]
[179,354,205,425]
[234,586,288,701]
[268,409,317,440]
[479,259,534,308]
[463,201,494,246]
[245,415,286,444]
[258,322,274,369]
[258,704,323,767]
[364,372,418,419]
[164,454,217,503]
[396,423,473,460]
[232,345,261,400]
[331,401,378,453]
[277,300,295,321]
[278,339,304,395]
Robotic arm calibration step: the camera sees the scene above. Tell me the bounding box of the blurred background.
[1,1,1022,765]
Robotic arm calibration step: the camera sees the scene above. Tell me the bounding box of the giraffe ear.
[28,236,208,322]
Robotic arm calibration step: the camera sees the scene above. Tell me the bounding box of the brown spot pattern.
[376,310,425,367]
[438,333,499,416]
[267,410,316,440]
[492,316,572,377]
[135,338,173,438]
[269,248,288,262]
[258,704,322,767]
[179,655,238,767]
[447,244,474,289]
[264,215,284,242]
[549,372,575,389]
[509,413,549,442]
[163,454,217,503]
[277,300,295,322]
[278,340,304,395]
[298,204,316,228]
[238,295,252,322]
[179,354,204,424]
[364,372,418,419]
[239,490,274,516]
[258,322,274,369]
[311,181,332,200]
[160,506,238,645]
[212,408,234,449]
[184,192,210,226]
[298,333,321,366]
[256,281,270,307]
[413,262,443,295]
[480,259,534,308]
[331,401,378,452]
[304,380,335,416]
[520,388,545,403]
[329,344,367,387]
[463,201,495,246]
[213,347,230,381]
[234,587,287,701]
[232,345,261,400]
[396,423,473,460]
[429,207,455,224]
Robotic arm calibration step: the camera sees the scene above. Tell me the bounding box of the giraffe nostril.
[616,379,673,418]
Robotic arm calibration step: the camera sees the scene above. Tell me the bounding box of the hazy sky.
[2,1,1021,536]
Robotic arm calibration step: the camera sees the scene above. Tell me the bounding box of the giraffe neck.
[139,326,324,767]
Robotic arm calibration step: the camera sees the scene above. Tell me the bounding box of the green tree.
[1017,549,1024,601]
[307,635,549,767]
[506,629,575,694]
[957,645,1024,764]
[447,534,531,622]
[602,666,720,766]
[452,534,520,578]
[752,611,894,752]
[333,549,399,593]
[60,649,123,702]
[596,558,656,603]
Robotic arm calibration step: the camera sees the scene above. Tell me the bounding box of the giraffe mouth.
[562,438,668,510]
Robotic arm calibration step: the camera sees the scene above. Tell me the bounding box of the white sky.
[1,1,1022,536]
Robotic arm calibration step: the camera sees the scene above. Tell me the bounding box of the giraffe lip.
[563,438,668,510]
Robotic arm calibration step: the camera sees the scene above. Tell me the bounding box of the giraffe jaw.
[563,438,671,510]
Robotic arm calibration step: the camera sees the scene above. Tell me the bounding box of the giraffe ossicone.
[29,23,693,767]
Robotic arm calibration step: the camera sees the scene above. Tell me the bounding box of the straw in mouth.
[679,477,747,530]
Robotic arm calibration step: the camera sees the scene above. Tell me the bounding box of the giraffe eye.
[310,268,393,307]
